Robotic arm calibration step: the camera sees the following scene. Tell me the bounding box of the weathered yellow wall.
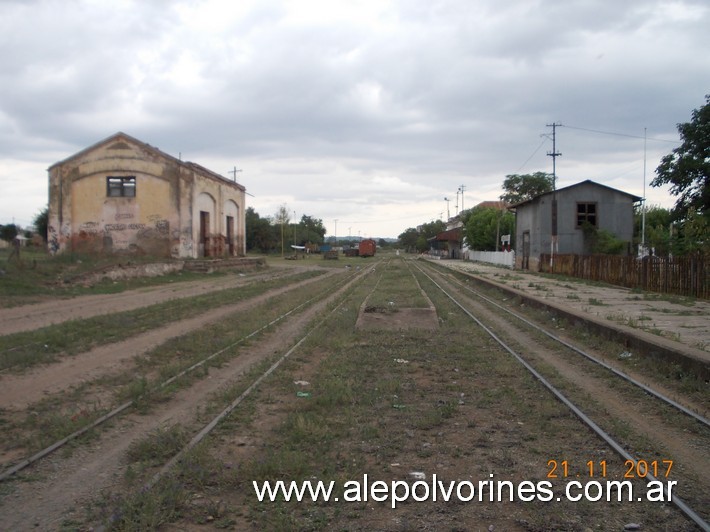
[193,172,246,257]
[70,174,176,255]
[48,133,247,258]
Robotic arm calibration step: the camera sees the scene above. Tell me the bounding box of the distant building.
[430,215,463,259]
[434,201,510,259]
[474,200,508,211]
[511,180,641,270]
[47,132,246,258]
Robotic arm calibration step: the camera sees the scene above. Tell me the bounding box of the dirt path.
[0,269,360,531]
[0,266,315,336]
[0,269,339,411]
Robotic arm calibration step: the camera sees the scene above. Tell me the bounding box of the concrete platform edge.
[459,270,710,381]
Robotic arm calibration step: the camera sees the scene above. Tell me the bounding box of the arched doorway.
[196,192,216,257]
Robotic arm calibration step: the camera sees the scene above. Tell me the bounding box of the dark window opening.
[107,176,136,197]
[576,202,597,227]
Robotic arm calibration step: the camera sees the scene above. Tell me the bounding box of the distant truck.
[358,239,376,257]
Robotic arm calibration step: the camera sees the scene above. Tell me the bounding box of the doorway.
[226,216,234,256]
[522,231,530,270]
[200,211,210,257]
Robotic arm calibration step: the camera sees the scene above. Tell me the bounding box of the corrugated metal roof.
[435,228,462,241]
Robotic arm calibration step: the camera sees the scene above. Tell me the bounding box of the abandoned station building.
[48,132,246,258]
[512,180,641,270]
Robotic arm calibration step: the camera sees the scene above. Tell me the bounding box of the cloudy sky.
[1,0,708,238]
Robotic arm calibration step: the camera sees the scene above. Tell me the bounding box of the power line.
[561,124,679,144]
[516,136,548,171]
[337,213,431,224]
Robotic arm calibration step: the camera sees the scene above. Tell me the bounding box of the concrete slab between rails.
[356,306,439,331]
[453,270,710,381]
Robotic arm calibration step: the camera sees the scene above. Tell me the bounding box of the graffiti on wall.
[148,214,170,235]
[51,214,176,256]
[48,225,60,254]
[104,223,146,232]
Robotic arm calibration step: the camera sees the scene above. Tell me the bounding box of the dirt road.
[0,266,313,335]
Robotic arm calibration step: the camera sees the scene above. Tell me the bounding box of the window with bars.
[107,176,136,197]
[576,202,597,227]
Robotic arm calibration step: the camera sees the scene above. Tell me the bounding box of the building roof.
[434,228,462,242]
[509,179,642,209]
[48,132,246,192]
[475,200,509,210]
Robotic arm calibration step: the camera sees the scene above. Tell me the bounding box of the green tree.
[273,205,291,257]
[651,94,710,221]
[33,206,49,241]
[245,207,275,253]
[673,208,709,255]
[635,206,672,255]
[398,228,419,252]
[0,223,19,242]
[464,206,514,251]
[419,220,446,240]
[418,220,446,252]
[397,220,445,253]
[298,215,326,245]
[581,223,626,255]
[500,172,554,204]
[415,234,429,252]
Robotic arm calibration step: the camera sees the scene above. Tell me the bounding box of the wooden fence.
[539,254,709,299]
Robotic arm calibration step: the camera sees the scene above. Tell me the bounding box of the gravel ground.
[435,259,710,359]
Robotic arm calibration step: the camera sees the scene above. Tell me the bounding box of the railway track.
[412,259,709,530]
[121,257,708,529]
[2,256,707,530]
[0,264,378,530]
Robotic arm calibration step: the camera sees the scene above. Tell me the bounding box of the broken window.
[107,176,136,197]
[576,202,597,227]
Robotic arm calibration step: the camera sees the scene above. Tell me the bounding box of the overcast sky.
[1,0,708,238]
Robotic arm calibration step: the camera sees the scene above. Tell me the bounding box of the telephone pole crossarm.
[228,166,242,182]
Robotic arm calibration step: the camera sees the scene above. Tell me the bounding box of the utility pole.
[641,127,647,254]
[228,166,242,182]
[458,185,466,213]
[444,197,450,220]
[547,123,562,268]
[546,123,561,190]
[281,213,284,259]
